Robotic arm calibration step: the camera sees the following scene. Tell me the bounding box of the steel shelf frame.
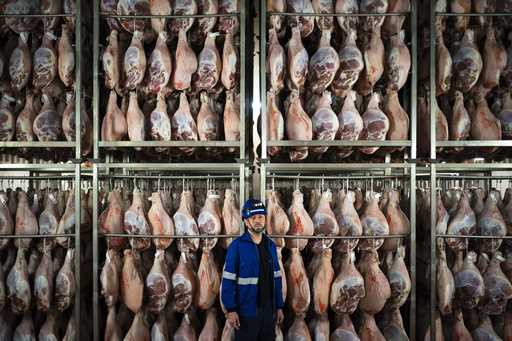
[428,162,512,341]
[259,1,418,162]
[90,162,246,341]
[92,1,247,162]
[0,162,82,340]
[429,6,512,157]
[0,4,83,154]
[260,162,417,339]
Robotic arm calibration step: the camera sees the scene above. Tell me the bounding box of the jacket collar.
[240,231,270,246]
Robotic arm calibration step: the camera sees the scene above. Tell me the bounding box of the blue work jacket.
[220,231,284,317]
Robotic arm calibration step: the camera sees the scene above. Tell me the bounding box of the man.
[221,199,284,340]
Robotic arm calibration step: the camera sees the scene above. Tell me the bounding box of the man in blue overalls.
[221,199,284,340]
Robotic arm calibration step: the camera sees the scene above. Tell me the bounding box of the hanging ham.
[224,90,240,153]
[453,29,483,93]
[267,90,284,157]
[121,249,144,313]
[99,190,126,249]
[9,33,31,92]
[470,90,501,152]
[437,243,455,315]
[173,30,198,91]
[336,90,363,159]
[151,312,169,341]
[55,248,76,311]
[197,190,222,250]
[4,0,40,33]
[7,248,30,314]
[312,248,333,315]
[287,26,309,92]
[267,28,285,94]
[450,90,470,148]
[481,26,507,91]
[310,91,339,155]
[498,92,512,139]
[221,188,241,248]
[34,252,53,312]
[454,251,484,309]
[33,94,62,142]
[15,191,38,249]
[148,191,174,249]
[172,252,197,313]
[383,90,409,152]
[124,188,151,250]
[478,191,506,253]
[148,31,172,94]
[286,90,313,161]
[386,30,411,91]
[333,189,362,253]
[383,190,410,251]
[58,24,75,87]
[287,189,314,250]
[285,248,310,315]
[287,0,314,38]
[194,32,222,90]
[199,308,220,340]
[358,250,391,315]
[308,30,339,94]
[446,191,476,251]
[331,313,359,341]
[359,191,389,250]
[33,32,58,89]
[436,28,452,96]
[197,92,220,147]
[358,312,386,341]
[146,249,170,313]
[173,190,200,253]
[101,249,122,307]
[38,311,59,341]
[335,0,358,33]
[311,189,339,252]
[266,190,289,248]
[221,32,238,90]
[126,91,145,147]
[357,30,384,96]
[387,245,411,308]
[0,95,14,142]
[148,93,172,152]
[172,92,199,156]
[103,30,121,91]
[196,0,218,39]
[124,311,150,341]
[124,31,146,90]
[360,93,389,155]
[331,29,363,98]
[383,0,410,37]
[174,314,197,341]
[197,249,220,310]
[480,252,512,315]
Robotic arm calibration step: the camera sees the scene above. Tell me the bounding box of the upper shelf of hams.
[0,1,90,160]
[262,0,414,163]
[98,0,243,162]
[419,0,512,160]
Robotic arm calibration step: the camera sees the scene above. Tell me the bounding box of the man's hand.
[276,309,284,325]
[227,311,240,330]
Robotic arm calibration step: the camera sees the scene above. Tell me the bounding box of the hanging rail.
[0,233,77,239]
[266,12,410,17]
[99,233,409,239]
[101,13,239,18]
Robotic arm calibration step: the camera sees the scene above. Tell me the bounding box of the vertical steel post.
[260,0,267,160]
[409,164,417,339]
[74,1,82,339]
[410,0,418,161]
[429,0,436,160]
[240,0,246,161]
[92,1,100,339]
[430,164,437,341]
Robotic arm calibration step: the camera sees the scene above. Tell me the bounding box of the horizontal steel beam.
[436,140,512,147]
[0,164,76,170]
[436,234,512,239]
[436,12,512,17]
[265,163,412,171]
[435,163,512,171]
[100,233,408,240]
[267,140,411,147]
[97,163,242,171]
[267,174,411,180]
[0,13,74,17]
[99,174,240,180]
[437,175,512,179]
[0,141,76,148]
[0,233,76,239]
[99,141,240,148]
[267,12,409,17]
[268,234,409,240]
[101,13,239,19]
[0,175,75,180]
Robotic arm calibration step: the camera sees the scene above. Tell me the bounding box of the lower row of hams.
[98,183,411,340]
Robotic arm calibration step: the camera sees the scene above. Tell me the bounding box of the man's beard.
[250,224,265,234]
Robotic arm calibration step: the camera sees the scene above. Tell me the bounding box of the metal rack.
[260,162,417,339]
[428,5,512,157]
[428,162,512,341]
[90,162,246,341]
[259,1,418,161]
[0,162,83,340]
[92,1,247,161]
[0,3,83,156]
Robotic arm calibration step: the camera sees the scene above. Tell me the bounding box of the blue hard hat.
[242,199,267,220]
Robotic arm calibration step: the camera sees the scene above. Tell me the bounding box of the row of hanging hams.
[98,183,411,340]
[0,244,77,340]
[0,186,90,249]
[415,185,512,340]
[425,1,512,156]
[101,87,240,156]
[101,0,239,37]
[266,0,412,161]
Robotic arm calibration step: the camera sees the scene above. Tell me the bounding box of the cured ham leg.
[287,189,314,250]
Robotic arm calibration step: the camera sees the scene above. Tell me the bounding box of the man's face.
[245,214,266,234]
